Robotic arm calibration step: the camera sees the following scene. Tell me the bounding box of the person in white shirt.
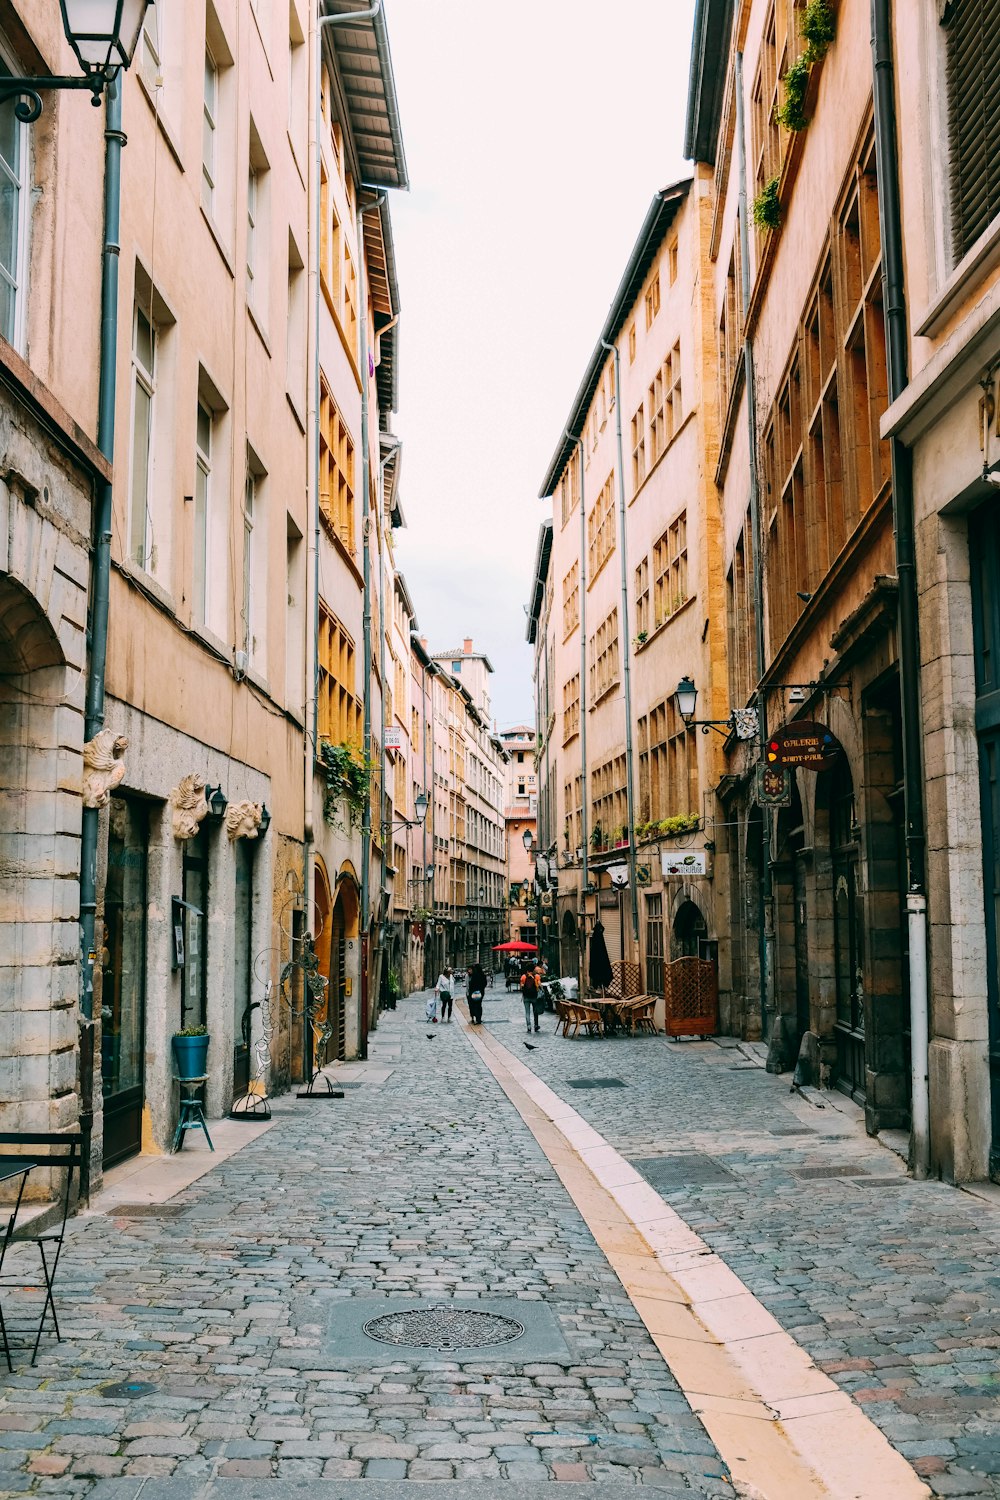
[435,968,453,1023]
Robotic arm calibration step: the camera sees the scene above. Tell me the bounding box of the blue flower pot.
[172,1034,209,1080]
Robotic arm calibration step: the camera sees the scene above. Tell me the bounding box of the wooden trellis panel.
[663,957,718,1037]
[608,961,642,1000]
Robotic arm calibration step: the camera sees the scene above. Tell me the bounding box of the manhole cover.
[631,1153,739,1190]
[567,1078,626,1089]
[768,1126,816,1136]
[796,1164,866,1179]
[101,1381,157,1399]
[112,1204,186,1218]
[362,1305,525,1351]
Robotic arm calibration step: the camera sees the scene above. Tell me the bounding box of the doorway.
[233,839,255,1099]
[827,756,865,1102]
[102,796,148,1167]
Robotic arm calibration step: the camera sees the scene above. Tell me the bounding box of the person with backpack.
[467,963,488,1024]
[520,966,542,1034]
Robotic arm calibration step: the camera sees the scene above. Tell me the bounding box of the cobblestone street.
[1,987,998,1499]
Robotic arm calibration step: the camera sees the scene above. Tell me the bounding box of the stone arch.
[328,871,359,1060]
[0,574,81,1134]
[671,896,707,958]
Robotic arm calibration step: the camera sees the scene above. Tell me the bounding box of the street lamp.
[673,674,759,741]
[382,788,429,838]
[0,0,153,121]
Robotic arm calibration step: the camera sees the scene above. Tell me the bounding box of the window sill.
[629,408,696,506]
[115,557,177,616]
[136,73,185,172]
[586,551,615,592]
[634,592,696,652]
[188,619,232,665]
[916,214,1000,339]
[588,679,621,711]
[200,206,235,278]
[247,301,271,358]
[286,390,306,433]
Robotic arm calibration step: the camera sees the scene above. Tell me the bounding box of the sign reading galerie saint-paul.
[766,721,839,770]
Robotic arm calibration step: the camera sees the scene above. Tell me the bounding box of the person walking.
[467,962,488,1025]
[520,966,542,1034]
[429,968,448,1024]
[438,967,454,1023]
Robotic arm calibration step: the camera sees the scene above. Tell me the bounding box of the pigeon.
[523,1041,537,1050]
[426,1033,438,1040]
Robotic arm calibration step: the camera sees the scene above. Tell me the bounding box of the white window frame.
[194,401,212,625]
[202,45,218,213]
[0,46,31,355]
[128,305,156,571]
[140,4,161,88]
[246,163,258,301]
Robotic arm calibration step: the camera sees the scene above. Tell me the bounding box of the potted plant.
[172,1024,209,1080]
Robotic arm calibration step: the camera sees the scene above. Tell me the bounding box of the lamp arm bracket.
[0,73,108,121]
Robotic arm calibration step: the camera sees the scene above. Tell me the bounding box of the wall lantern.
[414,790,429,824]
[674,675,698,725]
[522,828,534,853]
[0,0,153,121]
[258,803,271,836]
[204,784,228,820]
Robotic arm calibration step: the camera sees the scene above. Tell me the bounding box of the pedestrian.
[438,966,454,1023]
[428,969,448,1024]
[467,962,488,1024]
[520,966,542,1034]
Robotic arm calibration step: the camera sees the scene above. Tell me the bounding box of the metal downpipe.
[566,431,589,985]
[601,339,639,948]
[79,75,125,1035]
[871,0,930,1176]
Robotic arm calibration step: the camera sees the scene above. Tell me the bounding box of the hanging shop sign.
[756,763,792,806]
[662,851,708,877]
[384,727,403,751]
[766,721,839,770]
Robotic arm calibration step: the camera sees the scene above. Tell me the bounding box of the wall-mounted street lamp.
[673,675,759,741]
[204,784,228,820]
[0,0,153,122]
[258,804,271,837]
[382,789,428,838]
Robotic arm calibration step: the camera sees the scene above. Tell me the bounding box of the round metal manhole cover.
[362,1305,525,1351]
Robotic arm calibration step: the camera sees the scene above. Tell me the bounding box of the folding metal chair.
[0,1131,83,1365]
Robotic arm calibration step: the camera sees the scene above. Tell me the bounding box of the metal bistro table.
[589,998,630,1036]
[0,1156,37,1371]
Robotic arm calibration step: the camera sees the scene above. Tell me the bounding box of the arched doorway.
[329,875,359,1060]
[561,910,580,984]
[817,755,865,1102]
[672,899,707,958]
[309,861,333,1079]
[773,779,810,1050]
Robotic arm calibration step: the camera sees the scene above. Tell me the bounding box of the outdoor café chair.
[0,1130,83,1366]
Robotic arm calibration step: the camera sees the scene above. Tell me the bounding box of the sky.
[386,0,698,729]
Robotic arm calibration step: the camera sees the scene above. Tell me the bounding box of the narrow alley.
[1,989,997,1498]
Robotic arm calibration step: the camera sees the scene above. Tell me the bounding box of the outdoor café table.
[0,1156,36,1371]
[589,998,629,1036]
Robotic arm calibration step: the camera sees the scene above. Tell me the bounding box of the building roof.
[321,0,409,193]
[683,0,735,164]
[367,199,401,412]
[502,725,534,738]
[394,569,416,627]
[538,179,693,498]
[410,631,431,668]
[433,648,495,673]
[526,519,553,645]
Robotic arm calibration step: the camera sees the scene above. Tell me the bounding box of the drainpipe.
[565,432,590,984]
[871,0,930,1177]
[358,192,374,1059]
[735,51,772,1043]
[310,0,382,1059]
[79,74,125,1120]
[80,78,125,1019]
[601,338,639,948]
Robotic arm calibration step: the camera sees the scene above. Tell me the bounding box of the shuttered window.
[946,0,1000,260]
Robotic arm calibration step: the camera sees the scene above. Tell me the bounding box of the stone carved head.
[169,774,209,840]
[82,728,129,809]
[225,800,263,842]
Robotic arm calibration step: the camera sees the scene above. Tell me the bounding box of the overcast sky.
[387,0,697,728]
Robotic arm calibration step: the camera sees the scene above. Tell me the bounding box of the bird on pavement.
[426,1033,437,1040]
[523,1042,537,1050]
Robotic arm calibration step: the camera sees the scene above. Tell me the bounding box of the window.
[587,473,615,578]
[317,602,362,747]
[0,57,29,351]
[517,751,524,763]
[588,607,619,703]
[562,561,580,638]
[648,366,665,465]
[246,166,258,297]
[628,321,636,363]
[286,233,305,411]
[750,3,780,224]
[653,511,688,627]
[129,307,156,571]
[202,46,218,212]
[242,447,266,671]
[719,242,742,418]
[666,342,682,435]
[140,3,161,89]
[667,236,678,285]
[635,556,649,637]
[945,0,1000,261]
[288,4,306,162]
[246,122,269,319]
[562,673,580,744]
[193,400,213,626]
[559,459,579,527]
[591,752,627,846]
[644,272,660,328]
[645,892,664,996]
[319,378,355,552]
[451,660,462,673]
[631,402,646,490]
[727,517,755,712]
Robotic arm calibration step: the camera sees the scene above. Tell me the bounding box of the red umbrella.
[492,941,538,953]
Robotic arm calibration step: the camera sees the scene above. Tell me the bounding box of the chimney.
[463,638,473,654]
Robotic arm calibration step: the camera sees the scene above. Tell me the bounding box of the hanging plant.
[318,740,372,831]
[752,176,782,232]
[801,0,836,61]
[656,812,701,838]
[776,56,811,131]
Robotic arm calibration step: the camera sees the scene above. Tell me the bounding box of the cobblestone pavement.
[500,992,1000,1498]
[0,992,734,1499]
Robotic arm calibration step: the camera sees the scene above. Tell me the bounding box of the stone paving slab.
[501,996,1000,1498]
[84,1480,706,1499]
[0,993,735,1497]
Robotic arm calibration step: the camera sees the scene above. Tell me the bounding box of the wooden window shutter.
[946,0,1000,259]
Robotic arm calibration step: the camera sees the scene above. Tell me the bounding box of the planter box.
[172,1034,210,1080]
